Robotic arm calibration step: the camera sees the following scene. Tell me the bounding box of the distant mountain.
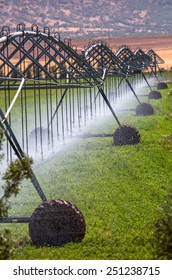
[0,0,172,39]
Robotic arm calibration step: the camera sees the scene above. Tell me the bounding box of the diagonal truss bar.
[5,36,46,81]
[9,36,60,83]
[38,33,95,85]
[51,37,104,84]
[116,46,143,71]
[85,42,129,76]
[145,49,165,65]
[84,42,143,108]
[116,46,155,88]
[0,50,25,78]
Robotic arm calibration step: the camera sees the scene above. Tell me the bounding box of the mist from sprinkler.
[42,82,144,159]
[1,75,151,167]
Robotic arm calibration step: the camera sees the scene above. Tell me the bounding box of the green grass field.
[1,73,172,260]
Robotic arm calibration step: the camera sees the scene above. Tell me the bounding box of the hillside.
[0,0,172,39]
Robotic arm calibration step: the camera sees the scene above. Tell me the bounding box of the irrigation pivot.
[133,48,163,99]
[145,49,168,91]
[85,42,154,117]
[0,23,166,246]
[84,41,152,144]
[0,24,90,246]
[0,24,106,160]
[145,49,165,77]
[116,46,158,111]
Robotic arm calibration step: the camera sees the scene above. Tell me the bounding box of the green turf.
[1,74,172,259]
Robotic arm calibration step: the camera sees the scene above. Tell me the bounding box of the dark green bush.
[153,190,172,259]
[0,229,13,260]
[0,129,33,259]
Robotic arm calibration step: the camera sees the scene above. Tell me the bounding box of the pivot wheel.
[148,91,162,99]
[157,82,168,90]
[135,102,154,116]
[29,127,49,144]
[113,125,140,146]
[29,199,86,246]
